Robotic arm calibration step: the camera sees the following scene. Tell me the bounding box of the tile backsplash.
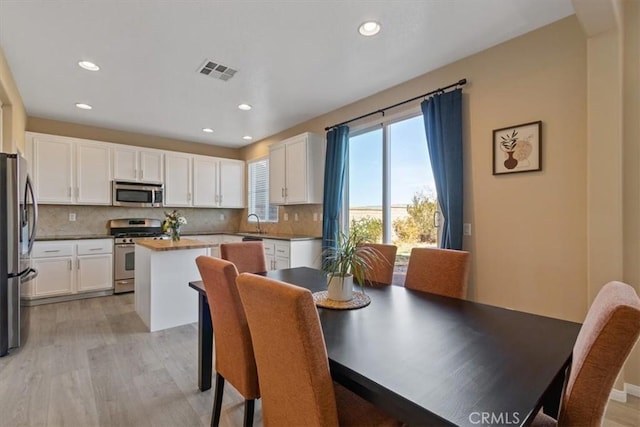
[37,204,323,237]
[37,205,242,237]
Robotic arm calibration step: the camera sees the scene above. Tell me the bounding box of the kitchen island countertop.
[136,238,217,251]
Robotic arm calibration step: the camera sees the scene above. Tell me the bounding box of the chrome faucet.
[247,213,262,234]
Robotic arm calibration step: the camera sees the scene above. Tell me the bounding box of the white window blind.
[248,158,278,222]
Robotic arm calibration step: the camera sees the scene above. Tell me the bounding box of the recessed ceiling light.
[202,128,214,133]
[358,21,381,36]
[238,103,252,111]
[75,103,92,110]
[78,60,100,71]
[242,136,253,141]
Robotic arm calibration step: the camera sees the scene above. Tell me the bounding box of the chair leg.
[211,373,225,427]
[243,399,255,427]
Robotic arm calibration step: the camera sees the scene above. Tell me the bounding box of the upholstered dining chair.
[220,241,268,274]
[404,247,471,298]
[356,243,398,285]
[532,281,640,427]
[195,256,259,427]
[236,273,400,427]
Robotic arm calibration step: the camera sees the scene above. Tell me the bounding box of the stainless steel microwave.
[112,181,163,207]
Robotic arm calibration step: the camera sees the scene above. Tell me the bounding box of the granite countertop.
[36,234,113,241]
[136,238,217,252]
[234,232,321,241]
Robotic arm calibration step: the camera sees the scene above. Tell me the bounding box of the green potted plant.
[322,231,383,301]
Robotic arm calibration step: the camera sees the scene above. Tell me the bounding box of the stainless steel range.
[109,218,168,294]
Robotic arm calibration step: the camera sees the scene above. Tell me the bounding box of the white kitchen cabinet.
[76,239,113,292]
[30,132,112,205]
[175,155,244,208]
[164,152,193,207]
[218,159,244,208]
[262,238,321,270]
[269,132,324,205]
[113,146,164,183]
[26,239,113,300]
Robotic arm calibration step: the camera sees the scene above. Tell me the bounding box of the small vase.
[171,227,181,241]
[504,151,518,170]
[327,274,354,301]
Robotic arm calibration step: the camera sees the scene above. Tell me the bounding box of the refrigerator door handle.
[19,268,38,283]
[25,175,38,254]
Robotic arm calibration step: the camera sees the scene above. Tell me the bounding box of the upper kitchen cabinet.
[113,145,163,183]
[164,152,193,207]
[173,154,245,208]
[269,132,324,205]
[29,132,112,205]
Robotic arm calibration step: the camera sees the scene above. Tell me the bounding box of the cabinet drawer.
[32,242,74,258]
[274,243,290,258]
[77,239,113,255]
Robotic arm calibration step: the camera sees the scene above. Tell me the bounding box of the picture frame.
[492,121,542,175]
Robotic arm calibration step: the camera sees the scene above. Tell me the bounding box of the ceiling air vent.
[198,59,237,81]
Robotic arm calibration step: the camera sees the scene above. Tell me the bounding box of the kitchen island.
[135,238,216,332]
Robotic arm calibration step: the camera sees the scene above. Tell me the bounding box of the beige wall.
[243,16,589,322]
[0,45,26,153]
[27,117,241,159]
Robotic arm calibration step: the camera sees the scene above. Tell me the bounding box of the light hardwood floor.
[0,294,637,427]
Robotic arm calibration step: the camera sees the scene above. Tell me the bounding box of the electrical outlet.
[313,213,318,222]
[463,223,471,236]
[219,213,225,221]
[294,213,299,221]
[69,213,76,222]
[284,213,289,221]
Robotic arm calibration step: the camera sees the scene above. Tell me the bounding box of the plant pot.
[327,274,354,301]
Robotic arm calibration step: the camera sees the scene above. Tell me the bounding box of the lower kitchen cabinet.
[25,239,113,300]
[190,234,221,258]
[263,238,321,271]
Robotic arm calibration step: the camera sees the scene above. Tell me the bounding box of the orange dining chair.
[404,247,470,298]
[220,241,268,274]
[356,243,398,286]
[236,273,400,427]
[532,281,640,426]
[195,256,259,427]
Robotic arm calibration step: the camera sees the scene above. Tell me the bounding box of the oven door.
[114,243,135,281]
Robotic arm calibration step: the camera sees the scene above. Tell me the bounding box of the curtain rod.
[324,78,467,131]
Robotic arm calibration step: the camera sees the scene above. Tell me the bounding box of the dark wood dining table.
[189,267,581,426]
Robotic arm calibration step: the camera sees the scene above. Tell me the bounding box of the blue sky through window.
[349,115,436,207]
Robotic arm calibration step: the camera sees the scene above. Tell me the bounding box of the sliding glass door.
[346,114,438,284]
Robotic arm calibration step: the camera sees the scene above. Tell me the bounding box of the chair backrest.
[220,241,268,274]
[236,273,338,427]
[195,256,259,399]
[404,247,470,298]
[558,281,640,426]
[356,243,398,285]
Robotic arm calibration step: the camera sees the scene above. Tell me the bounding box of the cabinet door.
[32,257,74,296]
[164,153,192,206]
[139,149,163,183]
[192,157,218,207]
[219,160,244,208]
[275,256,290,270]
[33,136,74,203]
[269,144,286,204]
[77,254,113,292]
[113,146,139,181]
[76,141,112,204]
[284,136,308,203]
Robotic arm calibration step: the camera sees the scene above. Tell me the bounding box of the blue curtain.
[421,89,463,250]
[322,125,349,256]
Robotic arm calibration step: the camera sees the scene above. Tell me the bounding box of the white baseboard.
[625,383,640,398]
[610,388,627,402]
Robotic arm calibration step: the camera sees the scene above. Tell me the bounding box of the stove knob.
[129,238,134,243]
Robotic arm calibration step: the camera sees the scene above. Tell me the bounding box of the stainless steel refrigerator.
[0,153,37,356]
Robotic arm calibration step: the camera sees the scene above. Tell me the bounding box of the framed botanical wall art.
[492,121,542,175]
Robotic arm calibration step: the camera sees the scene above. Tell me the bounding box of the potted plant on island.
[322,231,384,302]
[162,210,187,241]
